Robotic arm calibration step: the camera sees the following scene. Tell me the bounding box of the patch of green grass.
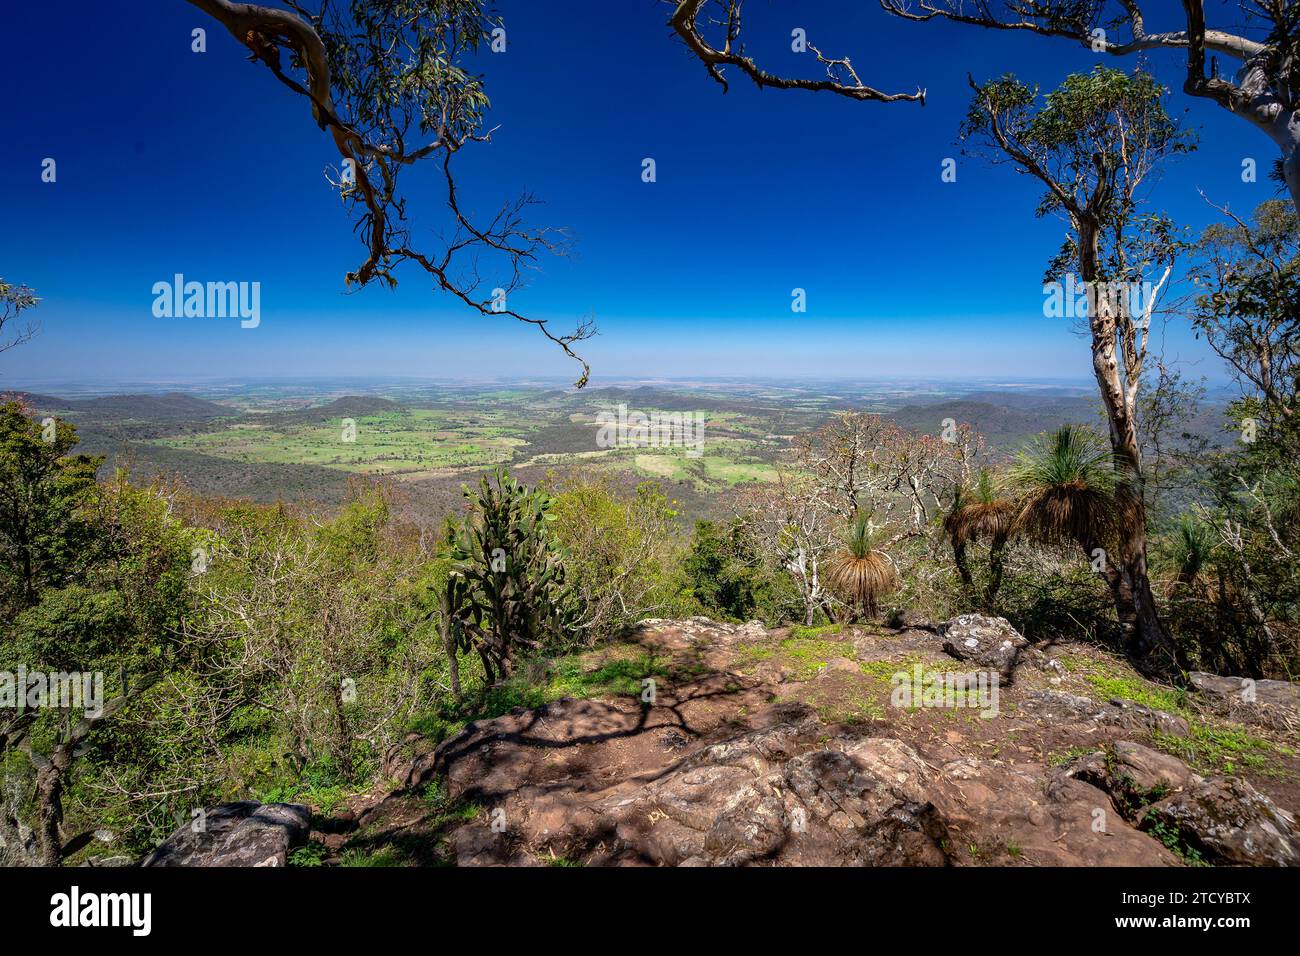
[815,698,885,725]
[418,780,482,829]
[1152,721,1291,777]
[339,847,408,867]
[1047,745,1097,768]
[858,655,976,684]
[256,759,353,814]
[787,623,843,641]
[470,648,673,721]
[1055,654,1095,674]
[736,637,850,680]
[1084,672,1190,716]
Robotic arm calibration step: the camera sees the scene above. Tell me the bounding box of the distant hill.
[8,391,235,422]
[68,427,352,504]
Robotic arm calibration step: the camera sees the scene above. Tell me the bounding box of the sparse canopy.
[884,0,1300,211]
[667,0,926,102]
[185,0,594,384]
[0,279,38,356]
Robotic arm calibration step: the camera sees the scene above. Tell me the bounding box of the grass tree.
[1165,513,1220,596]
[825,513,898,622]
[945,469,1015,602]
[963,67,1189,676]
[1012,425,1121,551]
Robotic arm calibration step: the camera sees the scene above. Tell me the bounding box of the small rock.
[818,657,861,677]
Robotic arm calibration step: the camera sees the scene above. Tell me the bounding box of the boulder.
[142,802,310,867]
[930,756,1179,866]
[1144,776,1300,867]
[940,614,1028,679]
[1051,741,1299,867]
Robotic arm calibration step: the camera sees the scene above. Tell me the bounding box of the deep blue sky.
[0,1,1276,386]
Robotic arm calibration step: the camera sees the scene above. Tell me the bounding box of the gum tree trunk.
[1077,221,1182,677]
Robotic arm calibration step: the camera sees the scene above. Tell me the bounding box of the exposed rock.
[940,614,1028,679]
[1050,740,1299,867]
[631,617,768,651]
[1052,741,1200,812]
[1021,689,1189,737]
[930,757,1180,866]
[428,698,1178,866]
[890,609,937,631]
[1189,672,1300,731]
[345,618,1300,869]
[142,802,310,867]
[1144,776,1300,867]
[752,659,796,684]
[852,627,943,660]
[818,656,862,678]
[1026,648,1067,681]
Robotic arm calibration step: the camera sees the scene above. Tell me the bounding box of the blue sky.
[0,1,1277,386]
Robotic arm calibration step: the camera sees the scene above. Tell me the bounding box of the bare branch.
[669,0,925,103]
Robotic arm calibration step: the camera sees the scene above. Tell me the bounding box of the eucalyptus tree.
[963,66,1191,674]
[184,0,593,384]
[879,0,1300,212]
[669,1,1300,215]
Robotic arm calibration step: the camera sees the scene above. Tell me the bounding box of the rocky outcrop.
[429,698,1183,866]
[1144,777,1300,867]
[1190,672,1300,731]
[1021,689,1189,737]
[1052,741,1300,867]
[142,802,310,867]
[629,616,767,650]
[163,617,1298,869]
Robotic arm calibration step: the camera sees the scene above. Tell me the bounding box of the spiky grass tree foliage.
[1164,514,1219,595]
[944,469,1016,600]
[1011,425,1120,552]
[825,513,897,622]
[444,470,573,684]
